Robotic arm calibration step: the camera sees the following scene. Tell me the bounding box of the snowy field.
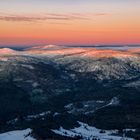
[0,129,35,140]
[52,122,135,140]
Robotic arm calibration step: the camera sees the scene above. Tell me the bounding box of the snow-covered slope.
[0,48,18,55]
[0,129,35,140]
[52,122,135,140]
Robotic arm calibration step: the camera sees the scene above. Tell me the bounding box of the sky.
[0,0,140,46]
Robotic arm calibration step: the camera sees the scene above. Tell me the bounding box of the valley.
[0,45,140,139]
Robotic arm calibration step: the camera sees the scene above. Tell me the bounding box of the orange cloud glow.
[0,0,140,45]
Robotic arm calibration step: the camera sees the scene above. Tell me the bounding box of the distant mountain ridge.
[25,45,140,58]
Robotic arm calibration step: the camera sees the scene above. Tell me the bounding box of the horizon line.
[0,43,140,47]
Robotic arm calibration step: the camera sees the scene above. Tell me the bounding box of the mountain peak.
[29,44,64,50]
[0,48,17,55]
